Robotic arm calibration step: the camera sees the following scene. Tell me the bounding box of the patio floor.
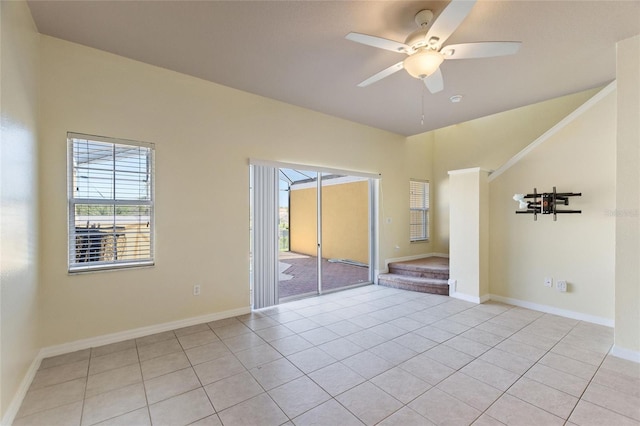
[278,252,370,299]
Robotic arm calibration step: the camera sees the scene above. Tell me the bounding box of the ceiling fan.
[346,0,521,93]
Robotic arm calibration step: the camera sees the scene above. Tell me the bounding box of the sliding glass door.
[279,168,318,300]
[251,162,376,308]
[320,172,371,293]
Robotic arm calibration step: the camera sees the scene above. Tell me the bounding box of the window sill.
[69,261,154,275]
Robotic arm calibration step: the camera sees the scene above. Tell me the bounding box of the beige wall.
[396,133,435,258]
[0,0,41,418]
[431,88,601,253]
[37,35,432,347]
[615,35,640,354]
[489,89,616,321]
[290,180,370,264]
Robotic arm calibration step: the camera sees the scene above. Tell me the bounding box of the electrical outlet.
[544,277,553,288]
[193,284,201,296]
[556,280,567,292]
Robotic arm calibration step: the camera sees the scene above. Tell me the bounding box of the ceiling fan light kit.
[345,0,521,93]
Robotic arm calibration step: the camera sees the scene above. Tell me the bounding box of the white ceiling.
[27,0,640,136]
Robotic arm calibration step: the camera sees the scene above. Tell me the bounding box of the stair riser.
[378,278,449,295]
[388,267,449,280]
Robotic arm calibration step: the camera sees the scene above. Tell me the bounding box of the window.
[410,179,429,242]
[68,133,154,272]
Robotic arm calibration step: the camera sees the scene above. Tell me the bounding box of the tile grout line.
[78,352,90,426]
[477,327,570,424]
[135,342,154,426]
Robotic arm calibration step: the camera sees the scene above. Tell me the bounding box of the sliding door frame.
[250,159,380,307]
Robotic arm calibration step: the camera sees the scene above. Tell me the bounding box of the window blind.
[68,134,154,271]
[410,180,429,241]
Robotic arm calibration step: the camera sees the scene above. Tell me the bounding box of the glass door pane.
[278,168,318,300]
[320,172,371,293]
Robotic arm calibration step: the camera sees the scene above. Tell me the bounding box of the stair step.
[378,273,449,295]
[388,266,449,280]
[387,257,450,280]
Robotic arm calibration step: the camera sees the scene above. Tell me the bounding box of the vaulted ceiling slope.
[27,0,640,136]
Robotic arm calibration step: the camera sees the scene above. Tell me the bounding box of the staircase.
[378,257,450,295]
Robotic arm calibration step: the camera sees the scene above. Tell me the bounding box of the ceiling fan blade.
[357,61,404,87]
[425,0,477,49]
[346,32,409,53]
[441,42,521,59]
[424,68,444,93]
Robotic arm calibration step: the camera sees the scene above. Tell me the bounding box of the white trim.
[448,167,492,176]
[488,81,616,182]
[67,132,155,149]
[38,306,251,359]
[373,268,381,284]
[1,306,250,426]
[450,292,491,304]
[248,158,381,180]
[430,252,450,258]
[610,345,640,363]
[2,357,40,426]
[489,294,614,327]
[291,175,369,190]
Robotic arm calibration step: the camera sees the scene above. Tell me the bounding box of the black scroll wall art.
[513,187,581,221]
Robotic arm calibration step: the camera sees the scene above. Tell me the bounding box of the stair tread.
[388,263,449,271]
[388,257,449,270]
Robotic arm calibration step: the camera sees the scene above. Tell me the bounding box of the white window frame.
[410,179,429,242]
[68,132,155,272]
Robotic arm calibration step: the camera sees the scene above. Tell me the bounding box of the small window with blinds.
[68,133,154,272]
[410,179,429,242]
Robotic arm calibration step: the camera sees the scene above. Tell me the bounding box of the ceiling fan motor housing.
[405,10,434,50]
[414,9,434,27]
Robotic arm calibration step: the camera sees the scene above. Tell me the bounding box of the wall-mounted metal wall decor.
[513,187,581,221]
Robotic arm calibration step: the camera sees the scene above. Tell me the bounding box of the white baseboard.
[429,252,450,258]
[1,355,40,426]
[610,345,640,363]
[37,306,250,359]
[489,294,614,327]
[450,292,490,304]
[1,306,250,426]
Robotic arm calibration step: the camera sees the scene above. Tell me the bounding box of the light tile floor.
[13,285,640,426]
